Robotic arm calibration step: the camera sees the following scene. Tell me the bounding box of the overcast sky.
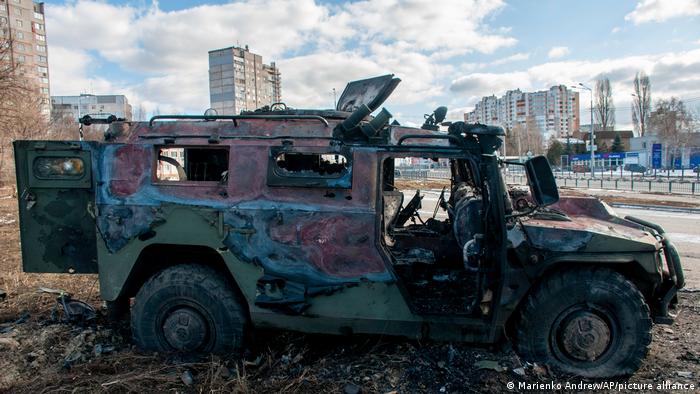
[44,0,700,128]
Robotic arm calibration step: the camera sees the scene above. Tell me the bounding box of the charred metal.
[12,75,684,378]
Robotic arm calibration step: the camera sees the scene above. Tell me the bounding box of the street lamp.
[631,93,645,137]
[571,83,595,178]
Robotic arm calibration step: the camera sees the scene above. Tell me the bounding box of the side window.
[267,147,352,189]
[155,146,229,183]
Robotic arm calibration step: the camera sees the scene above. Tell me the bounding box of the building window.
[14,8,22,16]
[33,12,43,20]
[38,55,46,63]
[16,43,25,50]
[40,77,48,84]
[37,66,47,73]
[15,19,22,27]
[16,55,25,62]
[36,44,45,52]
[35,33,44,41]
[16,31,23,39]
[33,22,44,31]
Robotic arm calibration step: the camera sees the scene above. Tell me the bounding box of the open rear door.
[13,140,98,273]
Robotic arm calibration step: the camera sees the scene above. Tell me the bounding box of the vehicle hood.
[519,196,660,253]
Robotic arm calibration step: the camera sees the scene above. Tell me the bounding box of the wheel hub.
[558,311,611,361]
[162,307,208,351]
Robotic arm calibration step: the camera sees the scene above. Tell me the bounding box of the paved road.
[615,207,700,289]
[410,190,700,289]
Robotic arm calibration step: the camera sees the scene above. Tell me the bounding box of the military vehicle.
[13,75,683,378]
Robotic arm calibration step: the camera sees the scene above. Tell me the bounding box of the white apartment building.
[208,45,281,115]
[0,0,50,117]
[51,94,133,121]
[465,86,580,140]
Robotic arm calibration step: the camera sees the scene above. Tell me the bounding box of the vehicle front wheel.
[514,267,652,378]
[131,264,248,353]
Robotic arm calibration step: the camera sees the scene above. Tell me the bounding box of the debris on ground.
[180,369,194,386]
[0,187,698,392]
[474,360,506,372]
[0,312,29,334]
[38,287,97,324]
[0,293,696,393]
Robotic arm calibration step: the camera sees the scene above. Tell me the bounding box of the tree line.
[542,71,698,166]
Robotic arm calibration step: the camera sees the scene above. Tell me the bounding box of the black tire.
[514,267,651,378]
[131,264,248,354]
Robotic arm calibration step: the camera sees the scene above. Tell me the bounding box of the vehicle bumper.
[625,216,685,324]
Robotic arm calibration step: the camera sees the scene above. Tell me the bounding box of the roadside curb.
[609,203,700,214]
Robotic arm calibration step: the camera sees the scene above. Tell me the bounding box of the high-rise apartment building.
[0,0,50,117]
[465,86,579,140]
[208,45,281,115]
[51,94,133,121]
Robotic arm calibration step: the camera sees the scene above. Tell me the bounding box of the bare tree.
[134,103,147,121]
[0,33,50,184]
[594,77,615,131]
[48,113,80,140]
[506,117,544,157]
[504,125,524,157]
[650,98,693,168]
[632,71,651,137]
[525,115,544,154]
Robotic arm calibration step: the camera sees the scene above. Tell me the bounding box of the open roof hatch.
[336,74,401,112]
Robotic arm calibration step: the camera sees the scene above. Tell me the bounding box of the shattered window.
[274,153,348,177]
[267,149,353,189]
[155,147,229,183]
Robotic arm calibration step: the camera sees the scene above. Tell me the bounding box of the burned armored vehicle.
[14,75,683,378]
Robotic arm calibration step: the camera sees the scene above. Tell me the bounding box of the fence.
[506,174,699,195]
[396,167,700,195]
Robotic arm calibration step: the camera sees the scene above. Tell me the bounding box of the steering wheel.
[395,190,423,227]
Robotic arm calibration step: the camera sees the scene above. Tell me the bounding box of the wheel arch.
[116,243,248,314]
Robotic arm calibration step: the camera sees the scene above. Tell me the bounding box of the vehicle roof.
[107,116,441,146]
[104,114,503,155]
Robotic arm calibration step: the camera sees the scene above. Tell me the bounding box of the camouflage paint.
[14,116,681,342]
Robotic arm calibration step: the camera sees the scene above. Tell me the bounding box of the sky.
[43,0,700,128]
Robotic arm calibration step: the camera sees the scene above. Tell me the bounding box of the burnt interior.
[382,156,486,316]
[157,147,229,182]
[275,152,347,177]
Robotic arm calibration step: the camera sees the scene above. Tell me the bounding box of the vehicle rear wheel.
[131,264,248,353]
[514,267,651,378]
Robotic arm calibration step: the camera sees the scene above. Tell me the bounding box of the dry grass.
[1,185,700,393]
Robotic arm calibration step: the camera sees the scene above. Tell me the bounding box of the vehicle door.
[13,140,97,273]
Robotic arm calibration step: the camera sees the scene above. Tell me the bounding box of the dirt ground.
[1,188,699,393]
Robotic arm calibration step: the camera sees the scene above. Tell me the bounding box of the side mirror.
[525,156,559,206]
